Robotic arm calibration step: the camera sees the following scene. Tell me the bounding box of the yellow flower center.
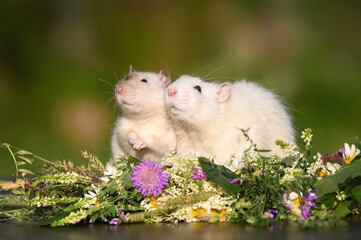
[317,168,327,177]
[293,198,302,207]
[192,208,207,219]
[150,195,160,209]
[345,156,355,164]
[211,209,227,220]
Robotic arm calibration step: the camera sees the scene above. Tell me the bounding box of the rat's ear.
[158,70,171,87]
[216,82,231,102]
[129,65,135,73]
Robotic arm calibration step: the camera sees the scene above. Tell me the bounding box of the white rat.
[111,66,177,163]
[165,75,295,166]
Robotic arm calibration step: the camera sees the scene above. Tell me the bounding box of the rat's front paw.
[133,139,146,150]
[128,132,147,151]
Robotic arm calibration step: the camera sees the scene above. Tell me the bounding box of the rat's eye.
[141,79,148,83]
[194,85,202,93]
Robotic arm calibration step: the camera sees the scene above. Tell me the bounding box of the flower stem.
[4,144,18,180]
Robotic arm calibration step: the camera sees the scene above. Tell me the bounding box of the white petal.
[344,143,351,158]
[350,144,356,156]
[354,148,360,157]
[289,192,299,201]
[101,177,110,183]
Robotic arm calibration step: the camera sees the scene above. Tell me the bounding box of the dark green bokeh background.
[0,0,360,176]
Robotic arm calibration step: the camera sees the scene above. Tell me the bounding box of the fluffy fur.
[111,66,177,163]
[165,75,295,166]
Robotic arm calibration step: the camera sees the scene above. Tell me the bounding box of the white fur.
[111,67,177,163]
[165,75,295,165]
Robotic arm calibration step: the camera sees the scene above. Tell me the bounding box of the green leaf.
[198,157,242,193]
[316,159,361,198]
[17,155,34,164]
[108,205,116,217]
[351,185,361,204]
[14,150,34,156]
[127,155,140,164]
[18,169,35,175]
[334,202,351,219]
[318,193,336,208]
[255,149,271,153]
[32,210,74,226]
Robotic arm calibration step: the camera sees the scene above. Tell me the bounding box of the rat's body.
[165,76,294,166]
[111,66,176,163]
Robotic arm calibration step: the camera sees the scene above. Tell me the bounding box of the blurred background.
[0,0,360,176]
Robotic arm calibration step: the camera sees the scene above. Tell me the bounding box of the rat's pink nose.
[116,85,124,94]
[168,88,177,97]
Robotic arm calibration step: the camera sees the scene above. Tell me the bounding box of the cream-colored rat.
[111,66,177,163]
[165,75,295,166]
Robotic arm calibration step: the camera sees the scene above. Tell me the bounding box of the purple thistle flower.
[192,167,209,180]
[109,218,120,225]
[130,159,170,197]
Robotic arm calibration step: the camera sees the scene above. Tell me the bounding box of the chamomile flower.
[342,143,360,164]
[84,184,101,206]
[101,164,121,183]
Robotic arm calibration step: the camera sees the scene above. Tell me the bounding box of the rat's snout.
[116,84,124,94]
[168,87,177,97]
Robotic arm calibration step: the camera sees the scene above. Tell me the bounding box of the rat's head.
[165,75,231,127]
[115,66,170,115]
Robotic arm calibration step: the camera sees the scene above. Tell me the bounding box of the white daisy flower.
[84,184,101,206]
[342,143,360,164]
[101,163,121,183]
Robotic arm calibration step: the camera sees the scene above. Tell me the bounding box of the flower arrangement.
[0,128,360,228]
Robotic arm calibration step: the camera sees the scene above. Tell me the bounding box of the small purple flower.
[230,178,239,184]
[192,167,209,180]
[338,147,345,154]
[117,208,123,217]
[230,178,243,185]
[130,159,170,197]
[300,207,311,221]
[264,209,278,219]
[299,189,318,221]
[117,208,130,221]
[109,218,120,225]
[264,212,274,218]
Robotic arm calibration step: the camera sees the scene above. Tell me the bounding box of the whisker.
[95,77,115,87]
[204,76,237,82]
[120,65,127,76]
[193,62,212,77]
[202,63,228,80]
[106,96,116,108]
[104,60,120,82]
[102,91,115,95]
[154,51,172,79]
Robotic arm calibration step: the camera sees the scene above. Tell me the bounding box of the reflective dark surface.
[0,222,360,240]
